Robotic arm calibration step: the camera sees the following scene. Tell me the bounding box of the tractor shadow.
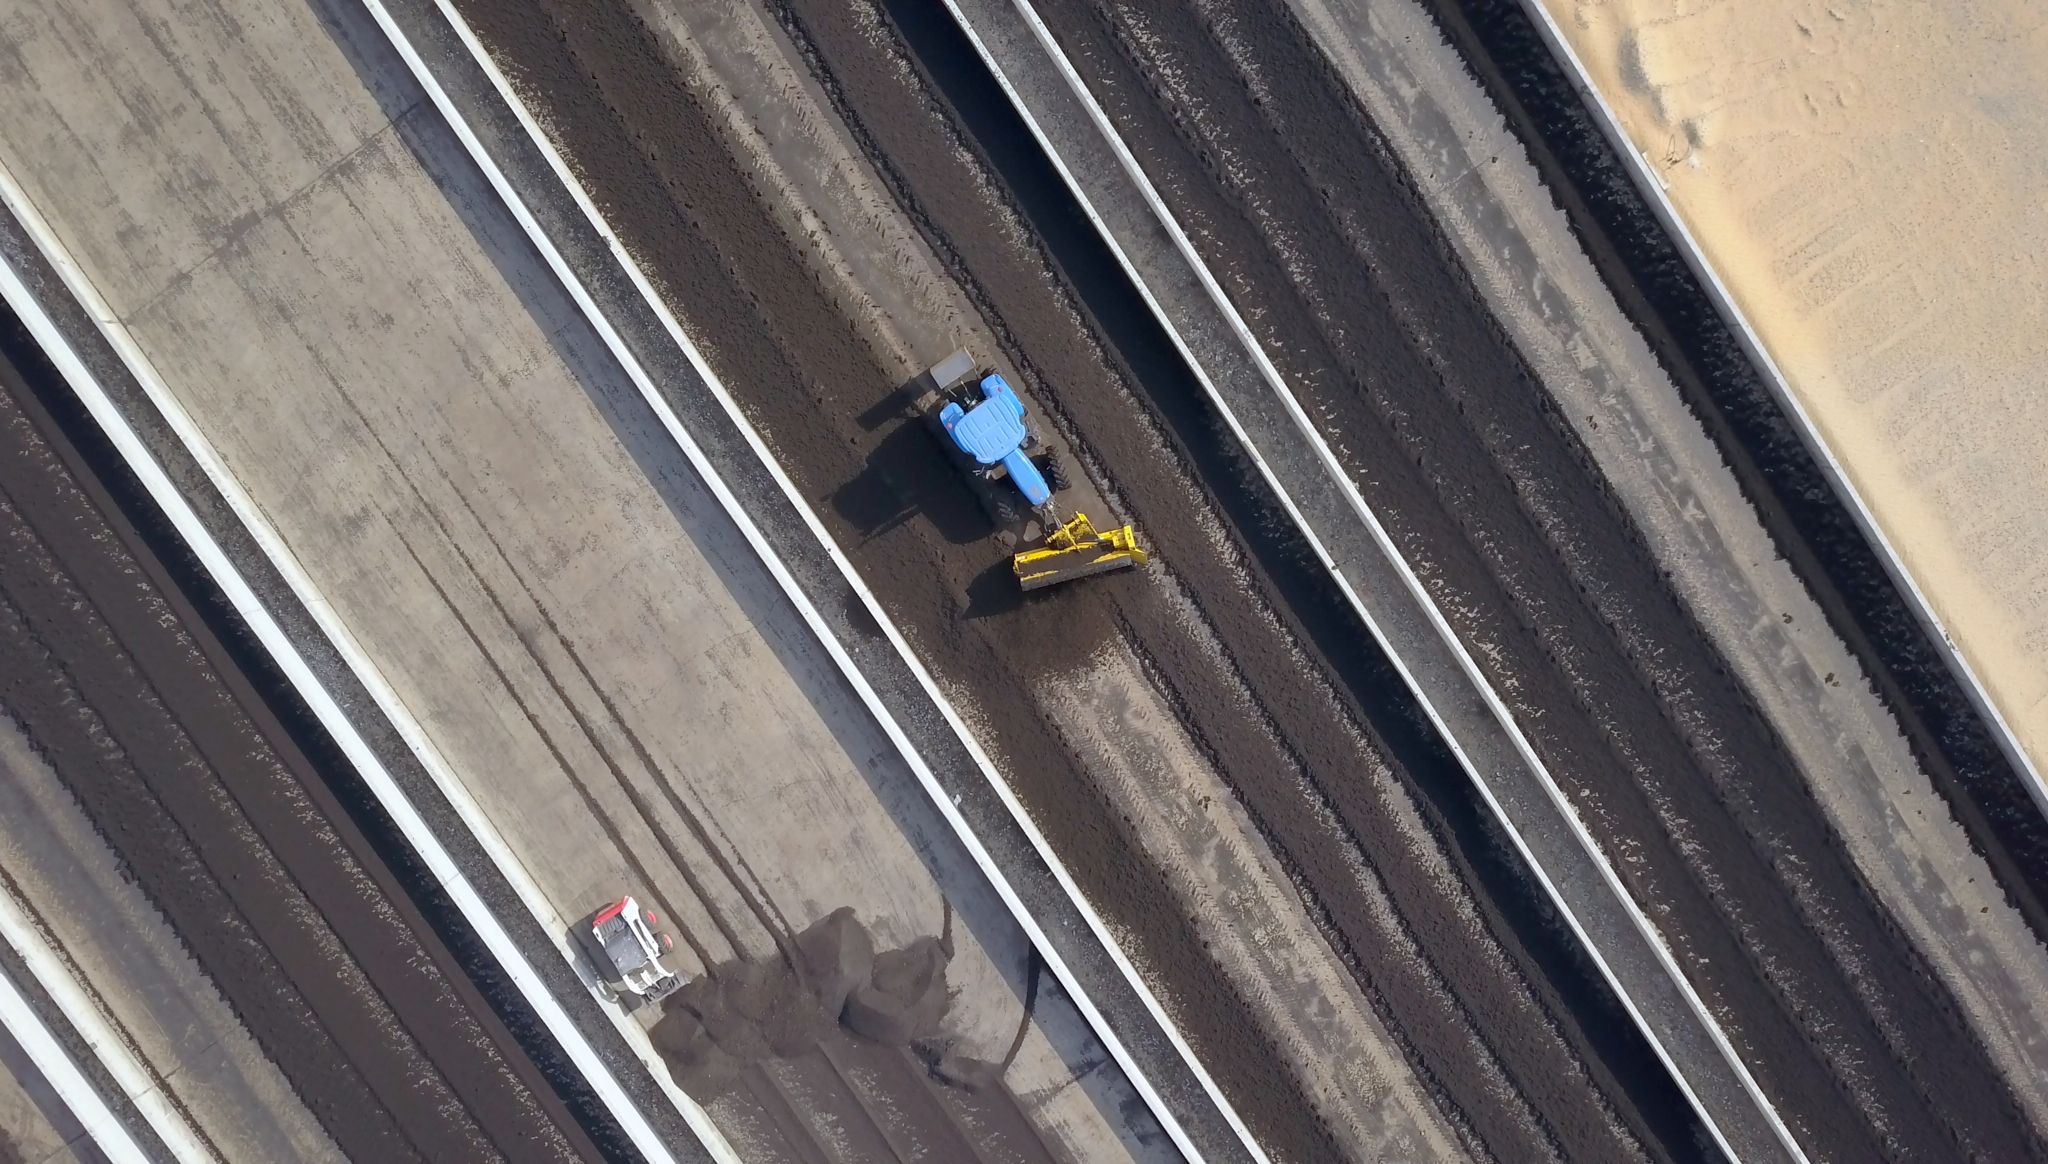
[830,374,995,549]
[854,374,923,433]
[962,556,1027,621]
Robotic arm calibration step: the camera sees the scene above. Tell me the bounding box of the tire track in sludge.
[329,189,1056,1157]
[330,362,754,970]
[735,1067,834,1164]
[792,1045,943,1162]
[389,519,728,960]
[795,1032,1061,1164]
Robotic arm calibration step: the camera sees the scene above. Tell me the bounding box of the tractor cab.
[938,374,1053,507]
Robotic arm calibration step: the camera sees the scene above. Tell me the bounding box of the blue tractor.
[913,350,1149,590]
[917,350,1070,545]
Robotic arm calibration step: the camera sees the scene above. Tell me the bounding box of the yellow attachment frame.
[1012,511,1149,591]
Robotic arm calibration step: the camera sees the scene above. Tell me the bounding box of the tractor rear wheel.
[1038,452,1071,494]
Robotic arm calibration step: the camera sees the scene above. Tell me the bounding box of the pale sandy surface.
[1539,0,2048,767]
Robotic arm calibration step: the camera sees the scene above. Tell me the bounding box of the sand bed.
[1537,0,2048,767]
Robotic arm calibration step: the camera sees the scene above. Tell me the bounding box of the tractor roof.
[949,392,1027,465]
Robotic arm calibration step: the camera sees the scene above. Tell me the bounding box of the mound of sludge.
[842,935,951,1045]
[651,906,953,1099]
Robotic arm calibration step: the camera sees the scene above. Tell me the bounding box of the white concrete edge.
[0,959,153,1164]
[0,172,715,1164]
[968,0,1811,1158]
[0,860,204,1163]
[1507,0,2046,819]
[368,1,1233,1159]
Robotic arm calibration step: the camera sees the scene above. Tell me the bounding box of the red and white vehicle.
[589,896,684,1004]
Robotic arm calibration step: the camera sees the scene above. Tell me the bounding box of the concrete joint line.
[0,869,195,1164]
[946,0,1811,1158]
[1508,0,2046,821]
[361,0,1252,1159]
[0,167,707,1164]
